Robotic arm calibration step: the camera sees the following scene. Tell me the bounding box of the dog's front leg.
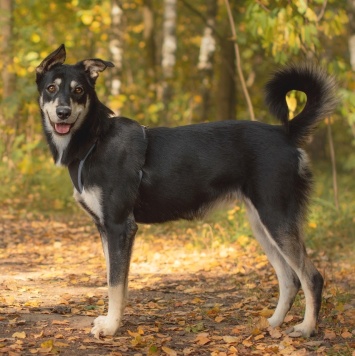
[91,216,137,338]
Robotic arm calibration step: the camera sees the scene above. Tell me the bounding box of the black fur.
[36,45,337,338]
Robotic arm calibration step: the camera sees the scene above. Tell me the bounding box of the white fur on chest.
[74,186,104,224]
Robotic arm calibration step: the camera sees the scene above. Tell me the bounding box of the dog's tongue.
[55,123,71,134]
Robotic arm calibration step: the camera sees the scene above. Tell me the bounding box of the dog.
[36,44,337,339]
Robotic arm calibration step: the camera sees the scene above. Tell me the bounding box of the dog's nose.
[56,106,72,120]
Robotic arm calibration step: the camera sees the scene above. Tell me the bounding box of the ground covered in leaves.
[0,209,354,355]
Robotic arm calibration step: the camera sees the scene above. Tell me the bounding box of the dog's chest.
[74,186,104,224]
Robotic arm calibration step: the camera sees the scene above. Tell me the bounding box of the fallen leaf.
[341,331,352,339]
[54,341,70,347]
[162,346,177,356]
[259,307,274,318]
[12,332,26,339]
[222,335,241,344]
[242,339,253,347]
[268,327,282,339]
[52,320,69,325]
[324,329,336,340]
[195,333,211,346]
[284,315,294,323]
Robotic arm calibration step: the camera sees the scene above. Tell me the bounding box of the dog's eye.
[47,85,56,93]
[74,87,83,94]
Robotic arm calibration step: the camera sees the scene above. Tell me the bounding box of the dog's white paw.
[267,315,283,328]
[285,322,315,338]
[91,315,120,339]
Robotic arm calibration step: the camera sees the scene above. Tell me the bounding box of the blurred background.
[0,0,354,251]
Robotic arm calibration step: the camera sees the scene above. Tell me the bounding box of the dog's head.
[36,44,114,137]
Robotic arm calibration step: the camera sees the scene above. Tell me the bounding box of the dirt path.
[0,212,354,355]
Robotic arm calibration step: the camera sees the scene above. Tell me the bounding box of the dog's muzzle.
[48,106,76,135]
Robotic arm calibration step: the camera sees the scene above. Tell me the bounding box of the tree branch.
[224,0,255,121]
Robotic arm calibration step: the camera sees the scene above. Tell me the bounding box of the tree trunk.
[348,0,355,70]
[161,0,177,120]
[0,0,16,157]
[0,0,15,112]
[217,33,236,121]
[197,0,217,122]
[327,120,339,210]
[109,0,124,113]
[143,0,156,91]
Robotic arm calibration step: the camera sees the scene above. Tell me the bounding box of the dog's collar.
[68,143,96,194]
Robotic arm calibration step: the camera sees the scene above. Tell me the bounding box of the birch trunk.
[198,0,217,121]
[143,0,156,92]
[162,0,177,79]
[348,0,355,70]
[161,0,177,117]
[109,0,124,113]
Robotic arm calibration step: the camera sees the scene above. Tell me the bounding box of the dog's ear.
[36,44,66,77]
[81,59,115,81]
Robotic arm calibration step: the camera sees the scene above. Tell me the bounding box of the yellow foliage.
[81,12,93,25]
[31,33,41,43]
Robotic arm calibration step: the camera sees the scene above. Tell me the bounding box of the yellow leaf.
[41,340,54,349]
[242,339,253,347]
[52,320,69,325]
[31,33,41,43]
[286,96,297,113]
[81,12,93,25]
[305,8,317,22]
[222,335,241,344]
[12,331,26,339]
[162,346,177,356]
[54,341,70,347]
[259,308,274,318]
[215,316,224,323]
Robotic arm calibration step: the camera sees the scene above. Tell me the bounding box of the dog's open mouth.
[54,122,73,135]
[47,112,78,136]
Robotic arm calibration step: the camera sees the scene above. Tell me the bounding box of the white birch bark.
[162,0,177,79]
[198,18,216,70]
[109,0,123,96]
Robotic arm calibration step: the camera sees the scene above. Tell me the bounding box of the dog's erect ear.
[36,44,66,77]
[82,59,115,80]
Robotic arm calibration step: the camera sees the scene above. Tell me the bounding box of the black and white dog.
[36,45,337,338]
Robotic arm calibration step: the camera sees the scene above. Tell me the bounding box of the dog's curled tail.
[265,63,338,146]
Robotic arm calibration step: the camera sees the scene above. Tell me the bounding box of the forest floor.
[0,209,354,356]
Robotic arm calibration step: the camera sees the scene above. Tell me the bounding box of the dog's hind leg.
[245,199,323,337]
[245,199,301,327]
[91,216,137,338]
